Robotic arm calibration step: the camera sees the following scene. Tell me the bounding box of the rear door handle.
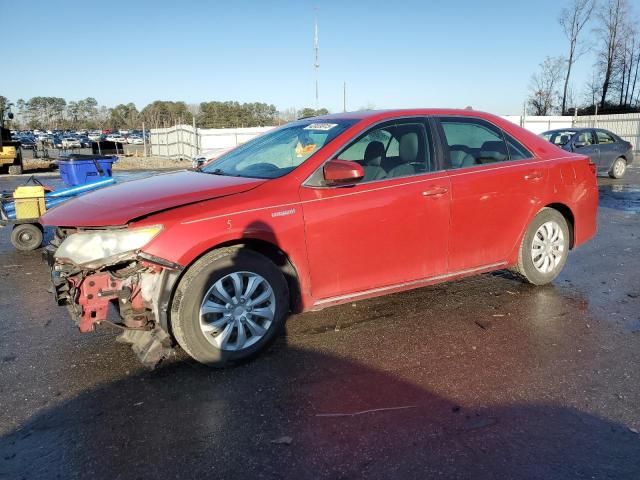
[422,187,449,197]
[524,171,543,181]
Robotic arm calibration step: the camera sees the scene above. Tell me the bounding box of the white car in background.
[106,135,127,143]
[61,137,82,149]
[127,135,144,144]
[88,132,102,141]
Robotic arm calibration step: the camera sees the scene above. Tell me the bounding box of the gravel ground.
[0,167,639,479]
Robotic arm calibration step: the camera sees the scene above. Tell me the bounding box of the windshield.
[541,130,577,146]
[201,119,357,179]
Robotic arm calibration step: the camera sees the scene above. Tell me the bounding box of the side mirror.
[323,159,365,186]
[573,141,587,149]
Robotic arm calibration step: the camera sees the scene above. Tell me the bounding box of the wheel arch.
[168,238,303,324]
[543,203,575,249]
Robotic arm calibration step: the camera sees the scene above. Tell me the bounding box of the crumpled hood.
[41,170,266,227]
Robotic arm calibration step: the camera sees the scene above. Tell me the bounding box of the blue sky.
[2,0,597,115]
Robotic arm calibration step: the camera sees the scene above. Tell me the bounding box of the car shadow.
[1,346,639,479]
[2,199,640,479]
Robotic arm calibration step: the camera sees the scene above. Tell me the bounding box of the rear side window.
[505,135,532,160]
[596,130,615,144]
[439,117,531,168]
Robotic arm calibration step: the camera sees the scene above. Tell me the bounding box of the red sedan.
[42,109,598,367]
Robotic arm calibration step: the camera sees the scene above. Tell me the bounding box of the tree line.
[0,95,330,131]
[529,0,640,116]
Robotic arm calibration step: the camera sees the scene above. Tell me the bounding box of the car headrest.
[480,141,507,154]
[363,141,385,166]
[399,132,419,163]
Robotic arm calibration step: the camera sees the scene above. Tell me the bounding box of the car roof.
[312,108,506,122]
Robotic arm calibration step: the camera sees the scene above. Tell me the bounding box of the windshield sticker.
[295,142,317,157]
[304,123,337,131]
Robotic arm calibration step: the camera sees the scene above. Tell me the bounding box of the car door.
[572,130,599,165]
[595,129,619,170]
[435,116,548,273]
[299,118,451,301]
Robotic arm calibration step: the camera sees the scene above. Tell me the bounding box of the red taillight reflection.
[588,161,597,175]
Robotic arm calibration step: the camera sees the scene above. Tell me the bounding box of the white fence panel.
[149,125,275,159]
[149,114,640,160]
[149,125,199,159]
[198,126,274,151]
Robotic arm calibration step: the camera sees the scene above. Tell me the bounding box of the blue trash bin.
[56,154,117,187]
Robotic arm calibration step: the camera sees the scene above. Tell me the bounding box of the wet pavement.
[1,168,639,479]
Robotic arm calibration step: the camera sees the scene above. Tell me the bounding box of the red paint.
[42,170,265,226]
[43,109,598,313]
[323,159,365,185]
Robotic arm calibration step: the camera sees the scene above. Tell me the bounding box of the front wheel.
[609,157,626,179]
[515,208,570,285]
[171,247,289,367]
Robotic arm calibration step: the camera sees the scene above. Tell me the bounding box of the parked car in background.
[541,127,633,178]
[106,134,126,143]
[43,109,598,368]
[78,136,93,148]
[61,137,82,149]
[17,137,36,150]
[127,135,143,144]
[88,132,102,141]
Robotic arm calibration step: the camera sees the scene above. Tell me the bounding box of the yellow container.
[14,186,46,220]
[0,146,17,163]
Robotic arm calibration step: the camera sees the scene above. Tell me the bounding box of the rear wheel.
[11,223,43,251]
[609,157,626,179]
[171,247,289,367]
[516,208,570,285]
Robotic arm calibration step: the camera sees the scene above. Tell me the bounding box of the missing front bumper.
[44,247,183,367]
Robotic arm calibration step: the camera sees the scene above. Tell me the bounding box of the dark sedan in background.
[541,127,634,178]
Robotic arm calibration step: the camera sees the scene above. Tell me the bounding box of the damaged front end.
[44,226,183,368]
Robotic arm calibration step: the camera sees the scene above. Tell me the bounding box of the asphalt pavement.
[0,168,639,479]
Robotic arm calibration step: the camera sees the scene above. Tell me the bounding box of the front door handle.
[422,187,449,197]
[524,171,543,181]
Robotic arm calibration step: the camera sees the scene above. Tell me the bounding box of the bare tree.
[528,56,566,115]
[559,0,595,114]
[583,70,602,107]
[594,0,631,108]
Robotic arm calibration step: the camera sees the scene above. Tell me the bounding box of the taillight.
[588,160,597,175]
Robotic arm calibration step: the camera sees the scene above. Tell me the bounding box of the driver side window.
[337,120,433,183]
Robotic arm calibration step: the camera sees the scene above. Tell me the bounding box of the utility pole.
[343,82,347,112]
[314,9,320,109]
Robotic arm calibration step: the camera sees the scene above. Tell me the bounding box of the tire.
[608,157,626,179]
[171,247,289,367]
[11,223,43,251]
[515,208,570,285]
